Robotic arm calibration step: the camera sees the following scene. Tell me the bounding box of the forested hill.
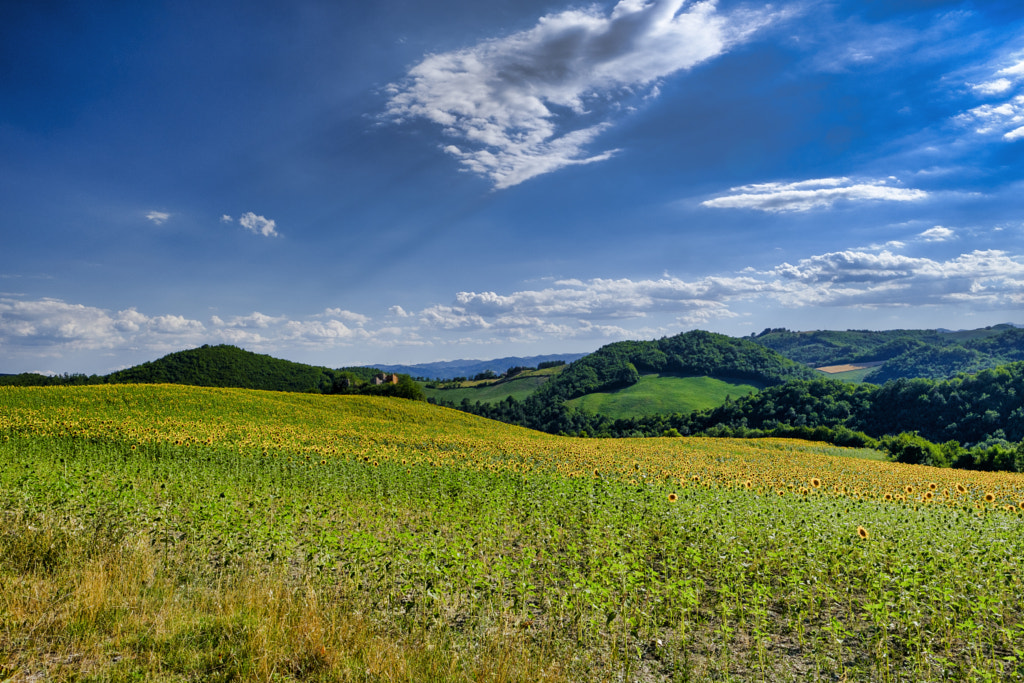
[536,330,819,402]
[105,345,348,392]
[0,345,423,398]
[750,324,1024,381]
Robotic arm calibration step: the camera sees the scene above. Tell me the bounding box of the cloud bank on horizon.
[384,0,780,189]
[4,245,1023,371]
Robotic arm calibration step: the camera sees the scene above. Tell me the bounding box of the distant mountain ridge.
[368,353,588,380]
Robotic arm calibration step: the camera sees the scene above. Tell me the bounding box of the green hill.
[750,324,1024,382]
[105,344,345,392]
[538,330,818,404]
[421,366,561,405]
[566,373,763,419]
[0,344,423,398]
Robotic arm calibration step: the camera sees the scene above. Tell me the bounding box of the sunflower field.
[1,384,1022,681]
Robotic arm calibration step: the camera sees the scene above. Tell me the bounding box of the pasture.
[566,373,763,418]
[1,385,1022,681]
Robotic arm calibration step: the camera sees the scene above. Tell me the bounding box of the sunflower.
[984,492,996,503]
[811,478,822,488]
[956,483,967,494]
[857,526,869,540]
[905,485,914,494]
[668,493,678,503]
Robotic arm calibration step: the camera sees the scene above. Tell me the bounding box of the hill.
[105,344,346,392]
[438,330,822,433]
[0,344,423,399]
[566,373,763,419]
[537,330,819,404]
[420,365,563,405]
[750,324,1024,381]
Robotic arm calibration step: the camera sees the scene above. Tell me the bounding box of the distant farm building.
[372,373,400,385]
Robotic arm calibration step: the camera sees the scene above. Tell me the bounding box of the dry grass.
[0,513,569,683]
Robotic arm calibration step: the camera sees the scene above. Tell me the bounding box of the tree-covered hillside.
[1,345,424,399]
[105,344,342,393]
[750,324,1024,381]
[537,330,818,403]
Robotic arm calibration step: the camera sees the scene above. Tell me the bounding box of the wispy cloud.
[384,0,780,189]
[145,211,170,225]
[701,177,928,213]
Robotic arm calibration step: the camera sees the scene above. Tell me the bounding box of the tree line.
[431,362,1024,473]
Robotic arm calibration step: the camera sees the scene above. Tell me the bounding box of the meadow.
[566,374,763,419]
[1,385,1023,682]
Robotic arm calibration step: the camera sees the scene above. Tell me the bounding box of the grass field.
[814,366,877,383]
[421,367,558,405]
[566,374,763,418]
[2,385,1023,682]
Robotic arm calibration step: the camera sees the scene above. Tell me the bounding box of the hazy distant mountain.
[369,354,588,380]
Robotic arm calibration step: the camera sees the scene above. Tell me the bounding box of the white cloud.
[146,211,170,225]
[6,248,1024,368]
[764,249,1024,307]
[238,212,280,237]
[221,214,234,223]
[918,226,955,242]
[701,177,928,212]
[321,308,370,325]
[385,0,779,188]
[959,50,1024,142]
[957,94,1024,138]
[972,78,1013,95]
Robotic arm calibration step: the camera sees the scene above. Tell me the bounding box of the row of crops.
[2,384,1023,681]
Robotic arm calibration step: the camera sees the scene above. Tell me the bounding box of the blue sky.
[2,0,1024,374]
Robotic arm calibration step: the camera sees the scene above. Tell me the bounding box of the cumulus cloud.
[412,249,1024,337]
[918,226,955,242]
[238,212,280,237]
[958,94,1024,139]
[764,249,1024,307]
[6,247,1024,367]
[385,0,778,188]
[0,300,390,363]
[701,177,929,212]
[971,54,1024,95]
[321,308,370,325]
[146,211,170,225]
[959,50,1024,142]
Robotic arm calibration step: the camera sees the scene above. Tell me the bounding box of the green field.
[421,367,558,405]
[566,373,763,418]
[816,367,878,383]
[2,385,1023,682]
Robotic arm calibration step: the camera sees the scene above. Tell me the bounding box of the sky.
[2,0,1024,374]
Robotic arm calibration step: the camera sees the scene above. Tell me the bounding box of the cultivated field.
[566,373,763,418]
[1,385,1022,681]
